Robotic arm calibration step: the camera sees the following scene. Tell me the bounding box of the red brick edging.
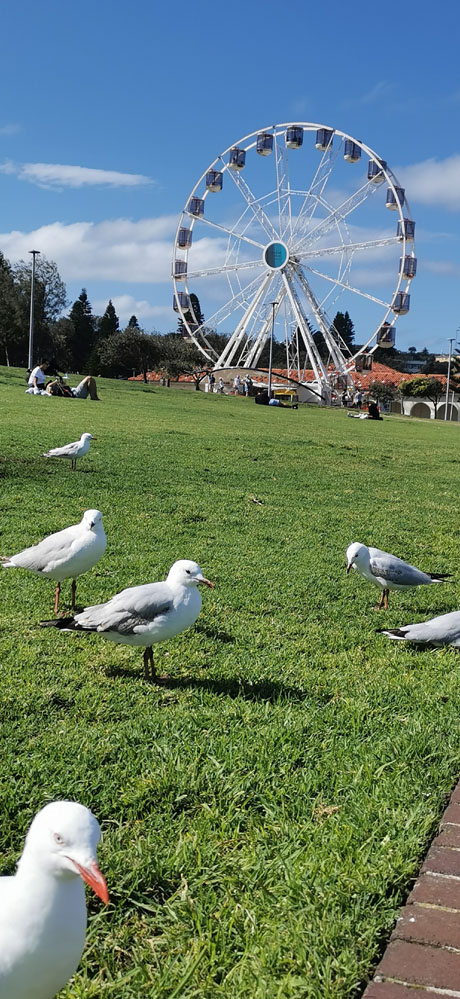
[363,780,460,997]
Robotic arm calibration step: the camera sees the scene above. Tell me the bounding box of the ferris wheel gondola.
[172,123,416,395]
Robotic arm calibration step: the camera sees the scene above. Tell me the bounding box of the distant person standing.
[208,371,215,392]
[218,377,225,394]
[234,374,242,394]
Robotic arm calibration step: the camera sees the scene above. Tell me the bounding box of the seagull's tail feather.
[376,627,409,640]
[429,572,452,581]
[40,617,79,631]
[0,556,13,567]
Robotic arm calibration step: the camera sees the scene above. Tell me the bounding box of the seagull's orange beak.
[198,576,215,589]
[70,858,109,903]
[346,563,352,574]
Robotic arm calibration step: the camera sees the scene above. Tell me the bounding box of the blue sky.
[1,0,460,354]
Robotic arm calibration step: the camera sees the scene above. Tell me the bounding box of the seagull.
[346,542,451,609]
[378,609,460,646]
[40,559,215,681]
[0,801,108,999]
[43,432,96,470]
[1,510,106,612]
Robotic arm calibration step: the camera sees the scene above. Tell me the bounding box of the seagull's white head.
[82,509,103,530]
[81,433,96,442]
[346,542,369,574]
[19,801,109,903]
[167,559,214,589]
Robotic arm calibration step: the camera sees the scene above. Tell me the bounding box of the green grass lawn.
[2,365,460,998]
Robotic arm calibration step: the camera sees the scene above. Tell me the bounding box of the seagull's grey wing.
[5,525,79,572]
[75,581,174,634]
[369,548,431,586]
[383,610,460,645]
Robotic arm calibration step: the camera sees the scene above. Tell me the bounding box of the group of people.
[26,361,100,400]
[233,374,253,396]
[341,388,363,409]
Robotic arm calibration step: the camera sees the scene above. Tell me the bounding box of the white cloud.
[342,81,394,108]
[0,124,21,136]
[0,216,228,284]
[397,155,460,212]
[0,160,152,189]
[423,259,460,277]
[93,294,173,326]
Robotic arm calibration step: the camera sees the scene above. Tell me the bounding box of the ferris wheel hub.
[263,241,289,270]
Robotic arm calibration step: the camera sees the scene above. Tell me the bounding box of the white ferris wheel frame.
[172,122,415,390]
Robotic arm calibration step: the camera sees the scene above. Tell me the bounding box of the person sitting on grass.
[45,375,100,400]
[27,360,50,393]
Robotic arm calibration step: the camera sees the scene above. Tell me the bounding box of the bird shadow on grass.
[104,665,319,704]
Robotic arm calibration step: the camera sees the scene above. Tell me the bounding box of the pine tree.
[331,311,355,350]
[68,290,96,371]
[127,315,140,329]
[177,293,205,333]
[98,300,119,339]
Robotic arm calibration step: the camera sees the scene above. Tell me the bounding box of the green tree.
[127,315,140,329]
[98,328,160,381]
[0,252,22,365]
[12,256,67,365]
[177,293,205,334]
[400,376,445,417]
[68,290,97,371]
[159,333,205,380]
[331,311,355,351]
[98,300,119,339]
[368,380,396,403]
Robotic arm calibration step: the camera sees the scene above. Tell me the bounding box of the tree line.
[0,251,208,380]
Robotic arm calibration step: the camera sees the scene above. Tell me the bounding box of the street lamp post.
[268,300,278,399]
[27,250,40,370]
[445,336,457,421]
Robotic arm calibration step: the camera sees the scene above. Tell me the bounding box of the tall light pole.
[27,249,40,370]
[268,300,278,399]
[445,336,456,421]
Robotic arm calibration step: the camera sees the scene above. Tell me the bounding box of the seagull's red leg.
[54,582,61,614]
[374,590,385,611]
[143,647,156,682]
[71,579,77,609]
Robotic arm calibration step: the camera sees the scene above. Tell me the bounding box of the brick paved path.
[363,779,460,997]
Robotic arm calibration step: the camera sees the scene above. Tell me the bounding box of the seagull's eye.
[185,569,191,575]
[54,832,65,845]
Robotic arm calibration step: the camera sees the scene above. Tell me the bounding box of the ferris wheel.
[172,122,416,393]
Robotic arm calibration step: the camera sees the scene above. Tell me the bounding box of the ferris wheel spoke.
[189,214,265,250]
[303,264,391,308]
[294,235,400,260]
[217,271,277,368]
[273,134,293,242]
[281,271,329,386]
[222,162,278,240]
[292,144,342,244]
[243,284,288,367]
[289,264,353,370]
[293,180,379,253]
[196,272,268,336]
[185,259,264,281]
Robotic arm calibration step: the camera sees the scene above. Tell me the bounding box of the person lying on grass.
[45,375,100,400]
